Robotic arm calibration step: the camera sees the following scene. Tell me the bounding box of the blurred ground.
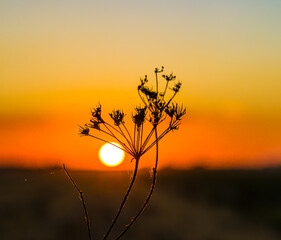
[0,167,281,240]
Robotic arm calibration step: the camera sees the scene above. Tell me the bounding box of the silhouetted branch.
[103,157,140,240]
[77,67,185,240]
[63,164,92,240]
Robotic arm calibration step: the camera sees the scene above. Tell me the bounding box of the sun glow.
[99,142,125,167]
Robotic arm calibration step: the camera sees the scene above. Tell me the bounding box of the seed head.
[172,81,182,93]
[132,106,147,128]
[174,104,186,120]
[139,86,157,100]
[79,125,90,136]
[148,109,162,126]
[89,120,101,130]
[139,75,148,87]
[162,73,176,82]
[155,66,164,73]
[91,104,104,123]
[165,103,186,121]
[165,104,176,118]
[110,110,125,126]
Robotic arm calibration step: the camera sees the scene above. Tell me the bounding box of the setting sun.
[99,142,125,167]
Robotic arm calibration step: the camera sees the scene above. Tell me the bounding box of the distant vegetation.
[1,167,281,240]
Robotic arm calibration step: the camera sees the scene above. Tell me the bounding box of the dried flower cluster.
[69,67,186,240]
[79,67,185,160]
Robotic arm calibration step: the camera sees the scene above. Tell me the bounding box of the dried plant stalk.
[64,67,186,239]
[63,164,92,240]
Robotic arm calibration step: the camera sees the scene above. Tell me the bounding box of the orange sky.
[0,1,281,170]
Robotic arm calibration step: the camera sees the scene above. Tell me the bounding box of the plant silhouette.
[64,67,186,240]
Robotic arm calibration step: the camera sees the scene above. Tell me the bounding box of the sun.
[99,142,125,167]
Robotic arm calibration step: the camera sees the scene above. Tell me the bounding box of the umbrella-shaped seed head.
[91,104,104,123]
[110,110,125,126]
[132,106,147,128]
[172,81,182,93]
[162,73,176,82]
[79,125,90,136]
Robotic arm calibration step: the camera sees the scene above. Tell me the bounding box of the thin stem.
[140,123,144,150]
[104,122,135,148]
[103,158,140,240]
[99,128,126,142]
[88,134,132,155]
[137,126,142,153]
[143,121,180,155]
[104,122,134,153]
[139,126,156,153]
[133,124,136,147]
[138,89,148,107]
[63,164,92,240]
[155,71,159,96]
[100,129,115,137]
[142,126,171,155]
[143,92,151,107]
[136,127,140,153]
[121,122,134,149]
[118,125,135,154]
[165,91,177,108]
[114,128,159,240]
[104,122,124,136]
[102,123,132,154]
[162,81,169,98]
[142,120,181,155]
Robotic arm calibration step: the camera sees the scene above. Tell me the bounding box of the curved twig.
[63,164,92,240]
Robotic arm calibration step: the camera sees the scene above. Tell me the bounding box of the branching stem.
[77,67,185,240]
[121,122,134,149]
[88,134,132,155]
[102,123,132,154]
[103,157,140,240]
[114,128,159,240]
[118,125,135,154]
[139,126,155,153]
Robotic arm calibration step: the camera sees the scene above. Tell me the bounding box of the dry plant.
[64,67,186,240]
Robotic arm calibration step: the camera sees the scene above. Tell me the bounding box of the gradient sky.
[0,0,281,170]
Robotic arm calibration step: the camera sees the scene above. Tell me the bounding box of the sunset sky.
[0,0,280,170]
